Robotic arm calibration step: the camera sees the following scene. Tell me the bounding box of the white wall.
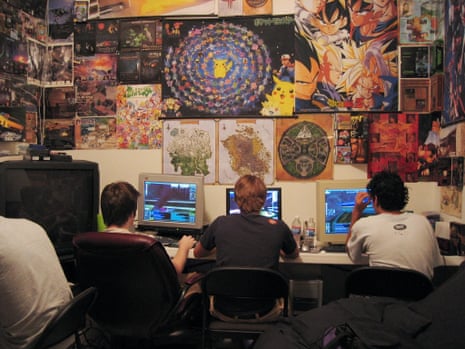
[68,149,463,227]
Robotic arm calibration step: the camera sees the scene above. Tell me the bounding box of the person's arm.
[281,247,299,259]
[171,235,196,275]
[346,191,371,245]
[193,241,213,258]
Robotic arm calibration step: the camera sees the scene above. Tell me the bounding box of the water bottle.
[291,216,302,247]
[302,218,316,252]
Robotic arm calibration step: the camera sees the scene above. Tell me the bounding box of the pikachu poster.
[161,16,294,117]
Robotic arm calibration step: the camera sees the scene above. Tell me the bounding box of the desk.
[164,246,465,267]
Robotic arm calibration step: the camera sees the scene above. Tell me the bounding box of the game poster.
[275,114,333,181]
[43,118,75,149]
[45,87,75,119]
[47,0,74,39]
[74,54,117,116]
[368,113,419,182]
[74,21,96,56]
[27,38,46,86]
[162,16,295,117]
[42,43,74,87]
[115,84,163,149]
[75,116,117,149]
[444,0,465,125]
[0,107,26,142]
[295,0,398,112]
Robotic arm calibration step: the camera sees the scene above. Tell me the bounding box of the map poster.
[275,115,333,181]
[162,119,216,184]
[218,119,274,185]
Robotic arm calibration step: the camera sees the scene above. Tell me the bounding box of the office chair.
[34,286,97,349]
[201,267,289,349]
[345,266,434,301]
[72,232,202,348]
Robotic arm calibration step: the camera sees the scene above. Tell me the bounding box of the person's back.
[0,216,72,349]
[202,213,296,270]
[346,170,442,279]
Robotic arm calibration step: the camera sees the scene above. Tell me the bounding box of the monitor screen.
[226,187,282,220]
[316,179,376,246]
[137,173,205,233]
[0,160,99,257]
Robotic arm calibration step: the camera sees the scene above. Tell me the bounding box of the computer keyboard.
[155,235,179,247]
[322,244,346,253]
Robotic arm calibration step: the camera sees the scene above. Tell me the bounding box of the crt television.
[0,160,100,257]
[226,187,282,220]
[137,173,205,234]
[316,179,376,246]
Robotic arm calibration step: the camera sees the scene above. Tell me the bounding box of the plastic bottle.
[290,216,302,247]
[303,217,316,251]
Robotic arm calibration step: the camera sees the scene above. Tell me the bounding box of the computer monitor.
[137,173,205,234]
[316,179,376,246]
[226,187,282,220]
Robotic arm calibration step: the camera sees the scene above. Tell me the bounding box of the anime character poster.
[115,84,163,149]
[444,0,465,126]
[275,114,333,181]
[295,0,398,113]
[162,16,295,117]
[367,113,418,182]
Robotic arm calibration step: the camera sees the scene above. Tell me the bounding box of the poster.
[163,119,216,183]
[162,16,295,117]
[275,114,333,181]
[295,0,398,112]
[218,119,274,185]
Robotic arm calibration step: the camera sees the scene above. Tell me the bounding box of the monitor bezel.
[316,179,372,246]
[225,187,282,221]
[137,173,205,232]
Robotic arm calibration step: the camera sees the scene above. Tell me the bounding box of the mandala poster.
[295,0,398,112]
[162,16,295,117]
[218,119,274,185]
[163,119,216,184]
[275,115,333,181]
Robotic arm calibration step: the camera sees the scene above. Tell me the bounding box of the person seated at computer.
[0,215,73,349]
[101,181,196,275]
[346,170,442,279]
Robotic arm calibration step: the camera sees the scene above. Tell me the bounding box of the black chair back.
[34,287,97,349]
[345,266,434,301]
[73,232,181,339]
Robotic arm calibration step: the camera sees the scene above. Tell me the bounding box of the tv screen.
[226,187,282,220]
[137,173,205,234]
[0,160,99,258]
[316,179,376,246]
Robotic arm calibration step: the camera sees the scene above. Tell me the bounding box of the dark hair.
[101,181,140,227]
[367,170,409,211]
[234,175,266,214]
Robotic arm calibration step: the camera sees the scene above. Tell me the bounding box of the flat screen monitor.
[0,160,100,257]
[316,179,376,246]
[137,173,205,234]
[226,187,282,220]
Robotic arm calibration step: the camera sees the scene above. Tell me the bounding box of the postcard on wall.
[42,43,74,87]
[116,84,163,149]
[74,0,89,22]
[75,116,117,149]
[162,16,294,117]
[162,119,216,184]
[275,114,333,181]
[45,87,75,119]
[95,19,119,54]
[0,107,26,142]
[74,22,96,56]
[218,119,274,185]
